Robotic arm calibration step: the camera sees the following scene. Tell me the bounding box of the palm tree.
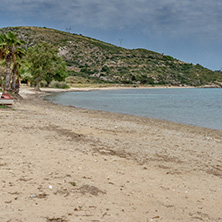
[0,34,6,59]
[0,64,5,91]
[0,32,26,93]
[0,35,6,92]
[11,47,26,93]
[1,32,14,92]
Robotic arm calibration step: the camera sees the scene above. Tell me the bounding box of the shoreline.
[19,86,222,136]
[1,87,222,221]
[36,86,222,132]
[19,84,196,95]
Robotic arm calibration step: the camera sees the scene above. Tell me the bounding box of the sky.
[0,0,222,70]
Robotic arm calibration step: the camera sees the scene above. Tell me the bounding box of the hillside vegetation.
[1,26,221,86]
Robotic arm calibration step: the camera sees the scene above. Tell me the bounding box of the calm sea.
[45,88,222,130]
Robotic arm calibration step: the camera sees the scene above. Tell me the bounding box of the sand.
[0,87,222,222]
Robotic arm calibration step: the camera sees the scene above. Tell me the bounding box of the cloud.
[1,0,222,39]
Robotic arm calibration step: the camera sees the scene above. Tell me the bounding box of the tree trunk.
[11,62,17,91]
[46,80,50,87]
[35,81,41,91]
[15,78,20,94]
[34,75,42,91]
[4,53,12,92]
[0,76,3,92]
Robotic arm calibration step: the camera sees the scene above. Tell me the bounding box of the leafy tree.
[26,43,67,90]
[18,59,32,83]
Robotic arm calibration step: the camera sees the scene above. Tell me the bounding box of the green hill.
[1,26,221,86]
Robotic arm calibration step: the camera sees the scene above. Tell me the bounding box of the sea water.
[45,88,222,130]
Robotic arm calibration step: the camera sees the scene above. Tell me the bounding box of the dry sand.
[0,87,222,222]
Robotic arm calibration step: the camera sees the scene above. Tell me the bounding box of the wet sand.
[0,87,222,222]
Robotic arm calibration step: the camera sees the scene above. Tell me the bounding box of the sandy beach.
[0,87,222,222]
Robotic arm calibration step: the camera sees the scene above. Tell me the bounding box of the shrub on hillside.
[49,80,70,89]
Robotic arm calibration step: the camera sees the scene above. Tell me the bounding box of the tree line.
[0,31,67,95]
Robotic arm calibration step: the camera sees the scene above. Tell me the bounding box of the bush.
[164,55,174,61]
[80,68,93,74]
[49,80,70,89]
[118,67,129,74]
[40,81,47,87]
[101,65,110,73]
[68,71,79,76]
[136,75,154,84]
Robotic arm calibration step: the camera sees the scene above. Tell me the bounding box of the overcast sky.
[0,0,221,70]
